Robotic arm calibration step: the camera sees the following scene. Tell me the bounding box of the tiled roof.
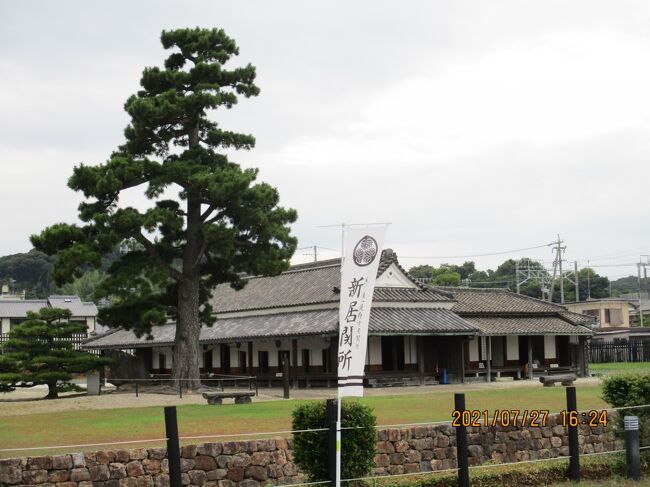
[434,287,578,314]
[48,295,98,317]
[0,295,97,319]
[211,252,452,313]
[0,300,48,318]
[465,316,593,336]
[83,307,479,349]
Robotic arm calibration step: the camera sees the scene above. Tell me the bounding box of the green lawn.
[590,362,650,376]
[0,384,608,457]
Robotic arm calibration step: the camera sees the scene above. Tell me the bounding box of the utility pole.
[549,235,566,303]
[574,261,580,302]
[516,260,520,294]
[639,262,645,327]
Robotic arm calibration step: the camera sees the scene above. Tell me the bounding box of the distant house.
[83,250,593,386]
[564,298,638,329]
[0,295,99,335]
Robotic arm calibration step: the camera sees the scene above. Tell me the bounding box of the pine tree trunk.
[172,275,202,391]
[45,380,58,399]
[170,122,204,391]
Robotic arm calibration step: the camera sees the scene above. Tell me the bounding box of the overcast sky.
[1,1,649,278]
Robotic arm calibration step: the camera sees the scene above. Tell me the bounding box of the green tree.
[562,268,610,301]
[31,28,297,388]
[0,308,109,399]
[0,249,55,298]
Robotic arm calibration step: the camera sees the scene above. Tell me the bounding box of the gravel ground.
[0,377,601,417]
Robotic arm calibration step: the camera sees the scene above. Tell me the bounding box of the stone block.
[28,456,53,470]
[51,454,73,470]
[239,480,260,487]
[550,436,562,448]
[49,469,71,482]
[250,452,270,466]
[388,429,400,442]
[434,435,450,448]
[245,465,268,481]
[388,465,404,475]
[394,440,410,453]
[275,437,289,451]
[23,468,49,484]
[269,450,286,466]
[226,467,245,482]
[153,473,170,487]
[90,464,111,481]
[405,450,421,463]
[221,442,241,455]
[116,450,131,463]
[189,469,208,485]
[389,453,404,465]
[96,450,116,464]
[194,455,217,471]
[0,465,21,485]
[148,448,167,461]
[420,460,432,472]
[143,458,162,474]
[126,460,145,477]
[374,454,390,467]
[180,445,197,459]
[376,441,394,454]
[404,463,420,473]
[180,472,190,486]
[70,451,86,468]
[130,448,149,460]
[70,467,91,482]
[110,462,128,479]
[179,458,195,472]
[218,480,236,487]
[207,469,227,481]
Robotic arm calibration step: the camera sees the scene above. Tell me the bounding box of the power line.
[398,243,553,260]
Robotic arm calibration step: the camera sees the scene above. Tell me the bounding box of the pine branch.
[134,232,182,281]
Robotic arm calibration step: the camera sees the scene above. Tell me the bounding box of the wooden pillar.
[417,337,425,385]
[247,341,254,375]
[527,337,534,380]
[460,338,466,384]
[392,337,398,372]
[577,336,587,377]
[291,338,298,388]
[486,336,492,383]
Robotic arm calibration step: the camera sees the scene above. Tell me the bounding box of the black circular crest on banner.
[353,235,378,266]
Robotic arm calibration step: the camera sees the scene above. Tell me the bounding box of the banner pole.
[335,396,342,487]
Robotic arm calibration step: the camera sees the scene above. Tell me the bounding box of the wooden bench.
[202,391,255,405]
[539,374,576,387]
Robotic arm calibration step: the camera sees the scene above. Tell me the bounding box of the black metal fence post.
[566,386,580,481]
[454,393,470,487]
[179,380,183,399]
[326,399,338,486]
[135,382,139,397]
[164,406,182,487]
[625,416,641,481]
[283,358,290,399]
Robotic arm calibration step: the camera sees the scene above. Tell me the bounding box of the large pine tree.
[31,28,297,389]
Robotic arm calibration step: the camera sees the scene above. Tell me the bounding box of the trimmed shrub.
[292,400,376,481]
[602,373,650,443]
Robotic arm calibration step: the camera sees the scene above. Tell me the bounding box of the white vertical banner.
[337,226,387,397]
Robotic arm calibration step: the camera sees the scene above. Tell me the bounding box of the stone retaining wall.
[0,413,623,486]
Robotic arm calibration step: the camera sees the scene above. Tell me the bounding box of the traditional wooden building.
[83,250,593,386]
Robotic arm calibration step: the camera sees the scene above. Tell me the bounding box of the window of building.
[278,350,290,370]
[258,351,269,374]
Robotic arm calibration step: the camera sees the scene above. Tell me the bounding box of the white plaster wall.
[229,345,239,367]
[85,317,95,333]
[0,317,9,334]
[368,336,382,365]
[506,336,519,361]
[469,338,479,362]
[212,346,220,366]
[153,347,173,369]
[544,335,557,360]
